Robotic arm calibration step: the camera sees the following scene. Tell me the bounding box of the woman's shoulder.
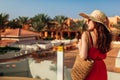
[81,31,89,38]
[81,31,90,42]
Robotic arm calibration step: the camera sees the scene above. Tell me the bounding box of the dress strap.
[89,31,93,47]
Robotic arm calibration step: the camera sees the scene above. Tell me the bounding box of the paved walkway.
[28,58,120,80]
[107,71,120,80]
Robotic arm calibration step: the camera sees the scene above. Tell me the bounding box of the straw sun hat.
[79,10,111,32]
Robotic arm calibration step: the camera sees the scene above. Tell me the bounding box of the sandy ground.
[38,46,120,73]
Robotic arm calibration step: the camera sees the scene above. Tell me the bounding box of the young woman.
[78,10,112,80]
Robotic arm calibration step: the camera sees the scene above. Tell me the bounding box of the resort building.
[0,29,40,46]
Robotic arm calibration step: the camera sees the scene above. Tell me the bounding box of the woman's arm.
[78,32,89,59]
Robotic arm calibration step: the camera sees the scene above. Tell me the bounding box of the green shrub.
[0,46,20,54]
[43,37,54,40]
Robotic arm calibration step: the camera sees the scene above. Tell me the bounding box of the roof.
[1,29,39,37]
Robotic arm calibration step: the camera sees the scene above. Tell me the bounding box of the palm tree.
[31,14,51,32]
[70,20,87,33]
[0,13,9,30]
[53,15,68,30]
[52,15,69,39]
[0,13,9,40]
[16,16,32,29]
[7,19,22,29]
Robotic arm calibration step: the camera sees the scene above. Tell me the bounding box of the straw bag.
[71,55,94,80]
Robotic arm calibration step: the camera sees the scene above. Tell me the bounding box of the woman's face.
[86,19,95,31]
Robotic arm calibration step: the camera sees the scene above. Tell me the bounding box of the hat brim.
[79,13,111,32]
[79,13,101,23]
[79,13,91,19]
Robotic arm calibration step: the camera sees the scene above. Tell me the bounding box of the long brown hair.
[95,22,112,53]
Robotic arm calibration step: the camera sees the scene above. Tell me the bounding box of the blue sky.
[0,0,120,20]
